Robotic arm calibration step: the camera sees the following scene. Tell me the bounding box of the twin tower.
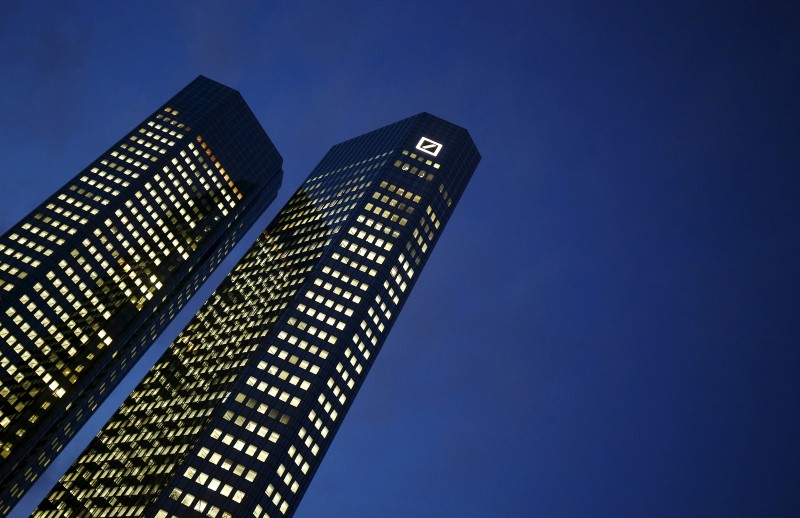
[0,76,480,518]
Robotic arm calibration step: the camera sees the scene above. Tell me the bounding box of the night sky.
[2,1,799,517]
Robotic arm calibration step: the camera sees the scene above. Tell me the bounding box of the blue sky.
[2,1,799,516]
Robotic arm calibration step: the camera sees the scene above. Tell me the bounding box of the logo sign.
[415,137,443,157]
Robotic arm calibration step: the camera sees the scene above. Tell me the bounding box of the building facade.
[0,76,283,516]
[35,113,479,518]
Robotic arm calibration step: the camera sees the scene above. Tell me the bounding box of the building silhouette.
[0,76,283,516]
[34,112,479,518]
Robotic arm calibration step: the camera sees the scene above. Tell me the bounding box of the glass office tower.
[0,76,283,516]
[35,113,479,518]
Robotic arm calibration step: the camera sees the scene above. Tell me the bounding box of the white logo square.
[415,137,443,157]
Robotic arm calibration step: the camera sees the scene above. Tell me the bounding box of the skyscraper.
[0,76,283,516]
[34,112,479,518]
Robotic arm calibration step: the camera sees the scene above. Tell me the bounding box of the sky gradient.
[2,1,799,516]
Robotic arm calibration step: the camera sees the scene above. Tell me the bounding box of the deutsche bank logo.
[415,137,443,157]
